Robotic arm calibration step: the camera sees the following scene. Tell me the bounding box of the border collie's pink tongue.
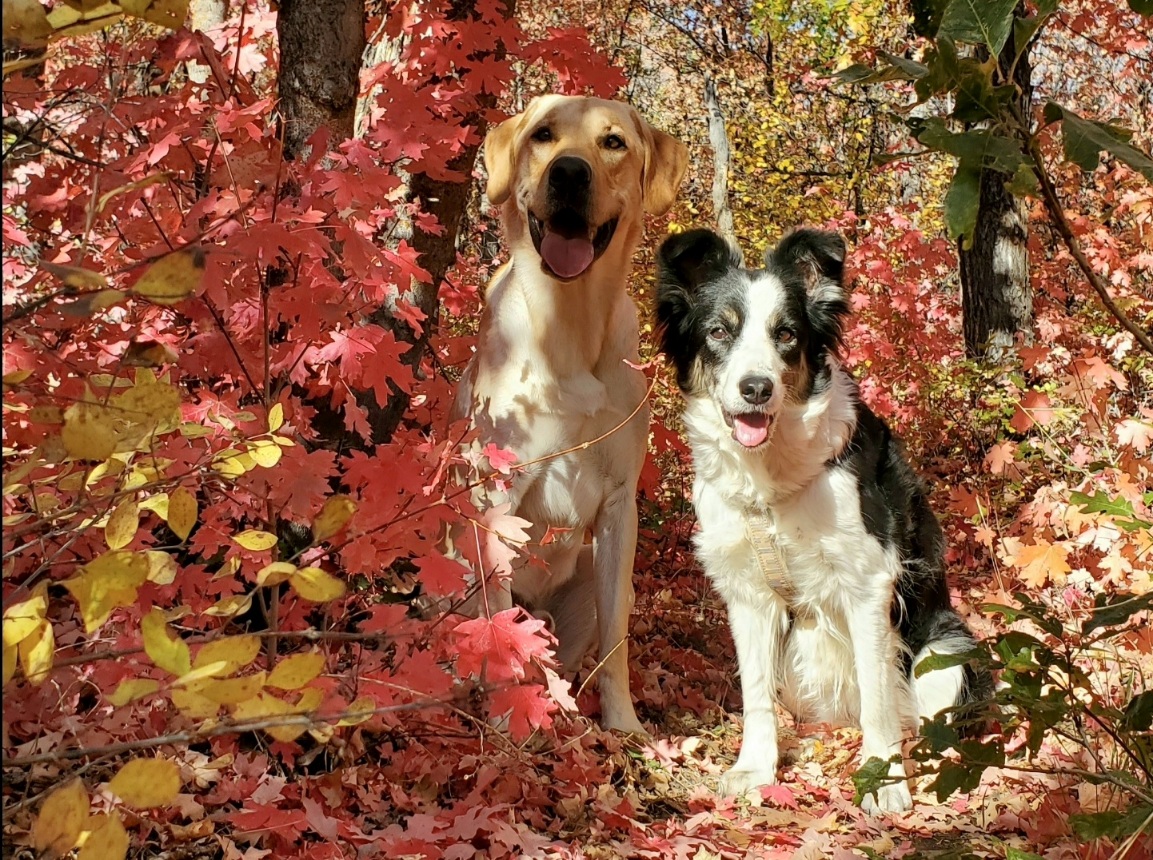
[732,413,770,448]
[540,231,594,279]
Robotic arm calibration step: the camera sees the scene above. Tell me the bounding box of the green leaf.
[1069,804,1153,840]
[835,54,927,85]
[944,162,981,247]
[913,117,1029,175]
[851,755,901,806]
[1081,592,1153,634]
[1070,490,1137,519]
[928,757,986,802]
[1005,846,1049,860]
[913,646,986,677]
[951,55,1001,122]
[1130,0,1153,16]
[938,0,1020,54]
[1123,690,1153,731]
[1045,103,1153,181]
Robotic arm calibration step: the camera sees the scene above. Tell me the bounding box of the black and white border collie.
[655,227,991,814]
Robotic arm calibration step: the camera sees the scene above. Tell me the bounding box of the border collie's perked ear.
[656,229,741,389]
[768,228,847,305]
[657,229,741,296]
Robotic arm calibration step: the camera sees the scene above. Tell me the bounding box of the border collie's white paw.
[860,780,913,815]
[717,766,778,797]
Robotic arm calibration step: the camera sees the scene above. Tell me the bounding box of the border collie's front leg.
[847,593,913,814]
[719,594,789,796]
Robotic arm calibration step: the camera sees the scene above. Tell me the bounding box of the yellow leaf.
[144,550,177,585]
[171,686,218,719]
[3,0,52,51]
[61,401,117,462]
[60,288,124,318]
[293,686,323,714]
[289,567,347,603]
[179,422,212,439]
[77,812,129,860]
[104,499,139,550]
[3,589,48,647]
[337,696,376,726]
[17,619,54,685]
[234,529,278,552]
[112,379,181,431]
[172,660,230,687]
[3,56,45,77]
[311,495,357,542]
[247,440,282,468]
[191,672,266,705]
[266,652,325,691]
[1015,540,1072,589]
[3,368,33,387]
[32,779,89,856]
[131,248,204,306]
[136,493,169,519]
[2,643,16,687]
[256,561,296,588]
[203,593,252,617]
[212,451,253,478]
[97,173,171,213]
[166,486,197,541]
[107,758,181,809]
[27,405,64,423]
[63,552,150,633]
[193,635,261,674]
[120,0,189,29]
[268,403,284,432]
[232,692,305,742]
[107,678,160,706]
[141,608,191,677]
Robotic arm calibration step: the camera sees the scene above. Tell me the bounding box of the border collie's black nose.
[739,376,773,405]
[549,156,591,192]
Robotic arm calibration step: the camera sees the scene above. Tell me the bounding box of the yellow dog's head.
[484,95,689,281]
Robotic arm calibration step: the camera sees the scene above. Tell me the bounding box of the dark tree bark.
[959,8,1033,360]
[362,0,517,443]
[276,0,365,162]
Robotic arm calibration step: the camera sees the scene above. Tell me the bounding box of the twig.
[1025,133,1153,356]
[0,696,488,769]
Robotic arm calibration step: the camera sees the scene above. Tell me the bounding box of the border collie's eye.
[604,134,626,150]
[709,327,729,341]
[777,328,796,344]
[531,127,552,142]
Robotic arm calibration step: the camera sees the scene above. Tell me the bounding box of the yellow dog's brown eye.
[531,126,552,142]
[604,134,626,150]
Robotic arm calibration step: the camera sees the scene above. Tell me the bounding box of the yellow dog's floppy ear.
[641,122,689,216]
[483,110,525,206]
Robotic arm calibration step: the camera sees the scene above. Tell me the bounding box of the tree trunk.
[187,0,228,84]
[362,0,516,443]
[958,3,1033,360]
[704,73,742,263]
[276,0,365,162]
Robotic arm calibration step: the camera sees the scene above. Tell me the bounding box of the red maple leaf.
[481,443,517,475]
[414,554,470,598]
[488,683,555,740]
[453,609,550,683]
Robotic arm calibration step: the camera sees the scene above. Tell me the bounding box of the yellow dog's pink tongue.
[541,231,594,279]
[732,414,770,448]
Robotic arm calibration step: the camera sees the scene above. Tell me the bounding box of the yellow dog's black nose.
[548,155,591,192]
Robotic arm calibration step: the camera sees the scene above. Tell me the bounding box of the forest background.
[2,0,1151,858]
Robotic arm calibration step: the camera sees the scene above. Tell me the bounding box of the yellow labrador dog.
[452,95,688,733]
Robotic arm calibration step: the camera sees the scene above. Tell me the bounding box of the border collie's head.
[656,227,849,450]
